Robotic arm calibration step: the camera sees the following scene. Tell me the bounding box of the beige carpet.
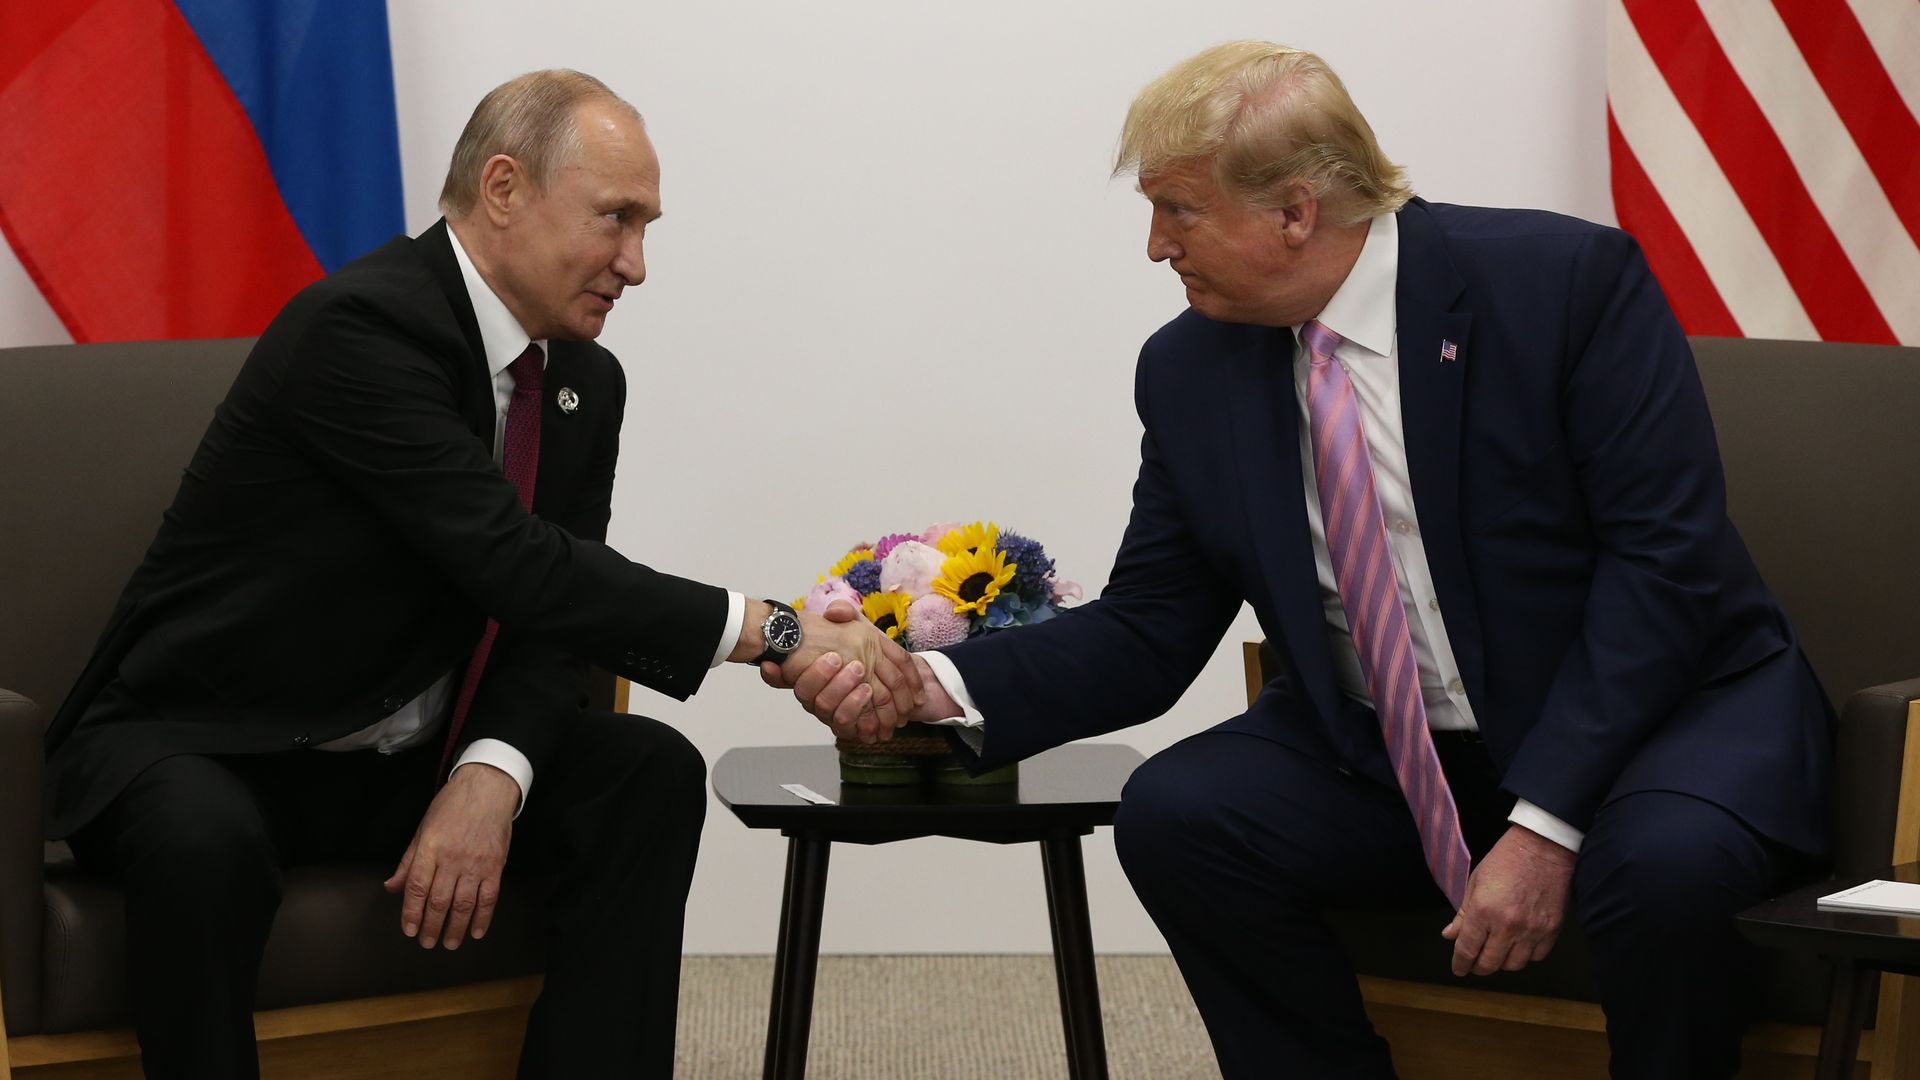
[675,955,1223,1079]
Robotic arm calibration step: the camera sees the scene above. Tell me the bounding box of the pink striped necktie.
[438,342,544,779]
[1301,320,1472,909]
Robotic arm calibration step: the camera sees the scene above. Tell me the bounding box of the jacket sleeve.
[945,344,1243,770]
[273,302,728,700]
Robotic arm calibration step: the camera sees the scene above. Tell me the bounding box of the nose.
[613,229,646,287]
[1147,223,1180,264]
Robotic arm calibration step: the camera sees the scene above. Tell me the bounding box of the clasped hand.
[763,600,950,743]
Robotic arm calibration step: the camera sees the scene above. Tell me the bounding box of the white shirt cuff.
[917,650,986,754]
[711,591,745,668]
[453,738,532,819]
[1508,799,1584,853]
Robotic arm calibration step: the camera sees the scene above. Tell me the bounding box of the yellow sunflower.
[861,590,914,640]
[935,521,999,557]
[932,546,1017,617]
[827,547,875,578]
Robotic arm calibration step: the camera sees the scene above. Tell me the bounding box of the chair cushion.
[1328,905,1834,1026]
[37,859,548,1034]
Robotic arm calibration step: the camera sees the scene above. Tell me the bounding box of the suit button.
[293,734,311,746]
[382,696,406,712]
[623,651,638,667]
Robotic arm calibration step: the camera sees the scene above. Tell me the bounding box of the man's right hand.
[733,598,926,739]
[762,600,961,740]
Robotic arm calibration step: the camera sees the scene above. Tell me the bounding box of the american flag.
[1607,0,1920,346]
[1440,339,1458,362]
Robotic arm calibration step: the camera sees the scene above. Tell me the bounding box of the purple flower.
[843,558,884,596]
[995,531,1056,598]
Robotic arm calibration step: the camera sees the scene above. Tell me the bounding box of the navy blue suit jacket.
[946,198,1831,856]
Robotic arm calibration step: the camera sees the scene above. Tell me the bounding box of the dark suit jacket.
[946,198,1832,856]
[44,220,728,838]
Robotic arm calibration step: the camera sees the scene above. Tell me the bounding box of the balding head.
[439,69,643,219]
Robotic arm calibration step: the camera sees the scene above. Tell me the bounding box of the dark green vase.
[836,721,1018,786]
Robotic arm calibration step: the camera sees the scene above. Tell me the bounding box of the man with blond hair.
[778,42,1828,1078]
[48,69,920,1079]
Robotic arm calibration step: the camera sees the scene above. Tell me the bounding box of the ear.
[476,153,522,227]
[1273,183,1320,248]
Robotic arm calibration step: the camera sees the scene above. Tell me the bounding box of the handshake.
[741,598,959,744]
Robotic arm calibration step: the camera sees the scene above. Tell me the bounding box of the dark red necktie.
[438,343,544,779]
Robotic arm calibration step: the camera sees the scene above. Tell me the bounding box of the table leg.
[763,834,832,1080]
[1816,959,1877,1080]
[1042,835,1109,1080]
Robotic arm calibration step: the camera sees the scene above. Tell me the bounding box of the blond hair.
[438,70,642,218]
[1114,41,1411,226]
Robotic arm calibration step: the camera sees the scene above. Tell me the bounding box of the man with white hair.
[48,69,921,1079]
[779,41,1829,1078]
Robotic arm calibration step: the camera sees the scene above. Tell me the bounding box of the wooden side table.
[1738,863,1920,1079]
[713,743,1146,1080]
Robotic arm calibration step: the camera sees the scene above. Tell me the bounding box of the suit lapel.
[533,343,589,515]
[1394,200,1486,713]
[1229,324,1344,723]
[413,219,497,440]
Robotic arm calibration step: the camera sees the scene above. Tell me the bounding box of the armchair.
[0,339,591,1078]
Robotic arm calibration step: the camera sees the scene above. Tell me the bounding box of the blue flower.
[995,531,1055,599]
[844,558,883,596]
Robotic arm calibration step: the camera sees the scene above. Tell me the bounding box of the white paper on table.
[1816,879,1920,916]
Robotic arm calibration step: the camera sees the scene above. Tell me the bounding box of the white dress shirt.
[318,225,745,814]
[922,212,1583,853]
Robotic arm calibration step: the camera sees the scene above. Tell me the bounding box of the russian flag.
[0,0,403,342]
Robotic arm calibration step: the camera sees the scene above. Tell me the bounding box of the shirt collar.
[446,224,547,378]
[1295,210,1398,359]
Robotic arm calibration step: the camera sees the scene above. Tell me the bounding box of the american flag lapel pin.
[1440,339,1458,363]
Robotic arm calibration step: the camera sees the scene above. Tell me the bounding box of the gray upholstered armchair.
[1243,335,1920,1078]
[0,339,594,1077]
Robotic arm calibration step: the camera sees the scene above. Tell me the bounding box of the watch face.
[768,612,803,652]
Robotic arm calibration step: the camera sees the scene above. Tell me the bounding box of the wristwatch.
[753,600,804,665]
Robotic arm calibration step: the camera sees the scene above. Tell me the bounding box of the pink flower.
[906,593,970,650]
[919,521,961,545]
[873,532,918,561]
[805,577,862,614]
[1051,578,1084,602]
[880,540,946,599]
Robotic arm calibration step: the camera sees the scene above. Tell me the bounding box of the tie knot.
[509,343,544,392]
[1300,320,1343,365]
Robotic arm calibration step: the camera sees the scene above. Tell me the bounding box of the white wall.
[0,0,1612,953]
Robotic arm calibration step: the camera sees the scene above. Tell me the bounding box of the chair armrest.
[1832,677,1920,878]
[0,688,45,1035]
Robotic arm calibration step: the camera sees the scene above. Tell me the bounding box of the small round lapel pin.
[556,387,580,414]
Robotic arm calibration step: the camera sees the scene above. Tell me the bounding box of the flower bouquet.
[798,521,1081,786]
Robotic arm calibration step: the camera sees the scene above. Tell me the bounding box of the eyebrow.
[605,198,663,223]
